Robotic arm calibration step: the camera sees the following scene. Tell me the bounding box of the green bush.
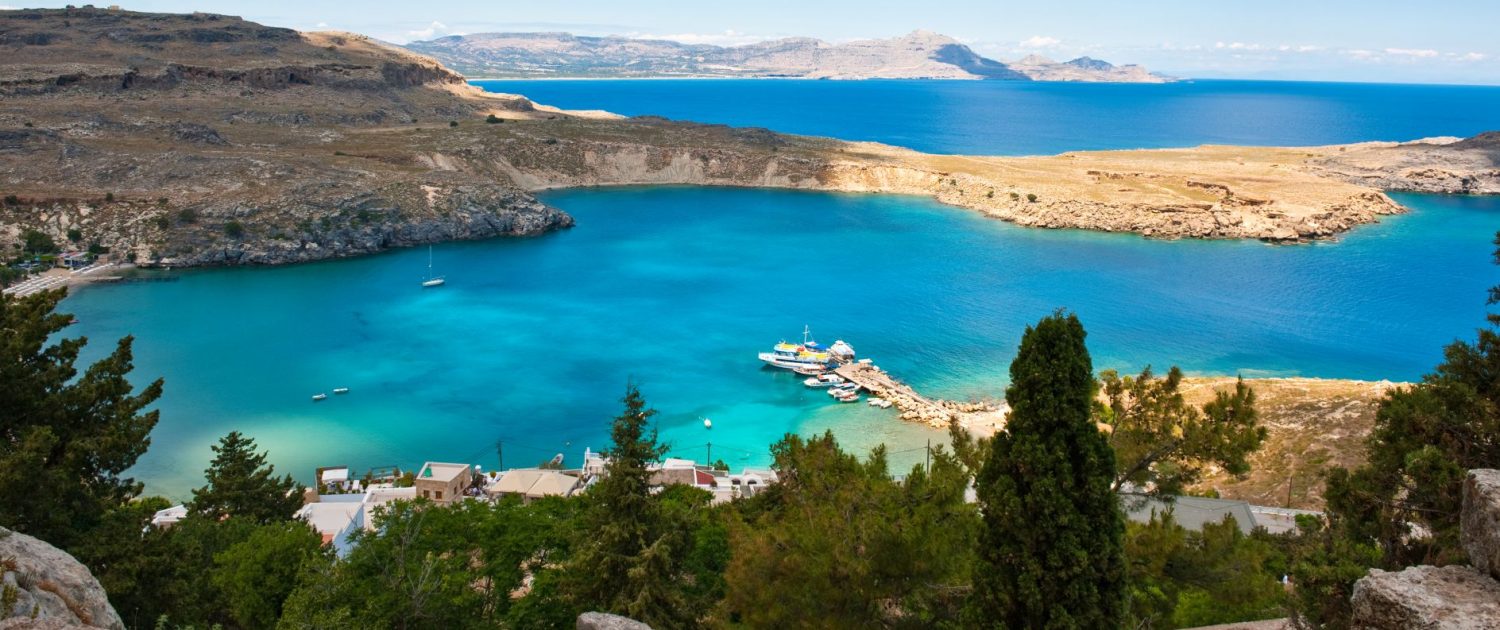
[67,228,82,242]
[178,208,198,224]
[104,192,115,202]
[1026,193,1038,203]
[449,120,458,127]
[485,114,503,124]
[223,221,245,238]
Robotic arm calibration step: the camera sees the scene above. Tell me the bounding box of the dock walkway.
[833,362,959,427]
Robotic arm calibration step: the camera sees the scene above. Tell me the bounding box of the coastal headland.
[2,8,1498,269]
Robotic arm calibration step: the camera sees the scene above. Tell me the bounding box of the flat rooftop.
[417,462,470,483]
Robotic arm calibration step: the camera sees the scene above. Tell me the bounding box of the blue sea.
[61,80,1500,498]
[474,79,1500,155]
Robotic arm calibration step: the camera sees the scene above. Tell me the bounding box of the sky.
[5,1,1498,84]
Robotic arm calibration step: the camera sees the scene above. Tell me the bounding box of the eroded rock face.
[1350,565,1500,629]
[1463,469,1500,581]
[0,528,123,630]
[576,612,654,630]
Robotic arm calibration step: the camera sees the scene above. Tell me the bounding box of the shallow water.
[61,187,1500,498]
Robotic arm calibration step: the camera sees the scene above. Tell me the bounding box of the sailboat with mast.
[421,245,445,288]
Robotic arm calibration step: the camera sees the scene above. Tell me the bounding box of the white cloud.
[1458,52,1488,62]
[1020,35,1061,48]
[407,21,461,41]
[1384,47,1439,58]
[315,22,329,29]
[1345,49,1377,60]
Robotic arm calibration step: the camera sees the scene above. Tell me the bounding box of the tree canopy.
[190,431,303,524]
[723,432,976,628]
[1101,366,1265,496]
[0,289,162,548]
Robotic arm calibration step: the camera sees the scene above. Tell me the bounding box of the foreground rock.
[0,528,123,630]
[576,612,653,630]
[1349,469,1500,628]
[1350,565,1500,629]
[1463,469,1500,580]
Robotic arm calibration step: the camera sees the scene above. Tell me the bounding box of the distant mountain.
[404,30,1172,83]
[1007,54,1170,83]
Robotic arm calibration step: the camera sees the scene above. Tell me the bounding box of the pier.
[832,361,1003,431]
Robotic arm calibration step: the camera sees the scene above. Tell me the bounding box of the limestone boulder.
[577,612,654,630]
[1462,469,1500,580]
[1350,565,1500,629]
[0,528,123,630]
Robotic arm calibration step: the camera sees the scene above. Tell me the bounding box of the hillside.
[404,30,1170,82]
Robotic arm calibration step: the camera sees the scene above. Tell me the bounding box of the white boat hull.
[759,352,829,371]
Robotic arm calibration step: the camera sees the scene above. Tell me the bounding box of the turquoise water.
[56,80,1500,496]
[474,79,1500,155]
[62,188,1500,498]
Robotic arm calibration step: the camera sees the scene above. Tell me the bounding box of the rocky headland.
[1,8,1497,269]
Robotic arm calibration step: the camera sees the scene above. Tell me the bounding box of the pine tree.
[969,312,1126,628]
[0,289,163,548]
[190,431,303,524]
[563,384,692,628]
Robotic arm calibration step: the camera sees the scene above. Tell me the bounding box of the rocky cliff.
[0,528,122,630]
[405,30,1163,82]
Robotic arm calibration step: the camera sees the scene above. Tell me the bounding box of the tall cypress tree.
[969,312,1125,628]
[564,384,691,628]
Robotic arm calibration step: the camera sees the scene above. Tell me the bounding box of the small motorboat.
[868,398,893,409]
[803,373,846,388]
[333,387,350,394]
[833,390,860,403]
[827,383,860,398]
[793,365,827,376]
[703,418,713,429]
[311,393,328,401]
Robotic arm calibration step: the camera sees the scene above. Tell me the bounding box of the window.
[422,490,429,498]
[436,491,443,500]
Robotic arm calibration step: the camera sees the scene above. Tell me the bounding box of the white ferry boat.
[758,326,856,370]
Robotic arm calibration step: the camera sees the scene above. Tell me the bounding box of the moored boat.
[312,393,328,401]
[803,373,847,388]
[333,387,350,394]
[759,325,849,371]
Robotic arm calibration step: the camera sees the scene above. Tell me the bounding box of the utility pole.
[706,441,712,466]
[925,439,931,474]
[496,439,504,472]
